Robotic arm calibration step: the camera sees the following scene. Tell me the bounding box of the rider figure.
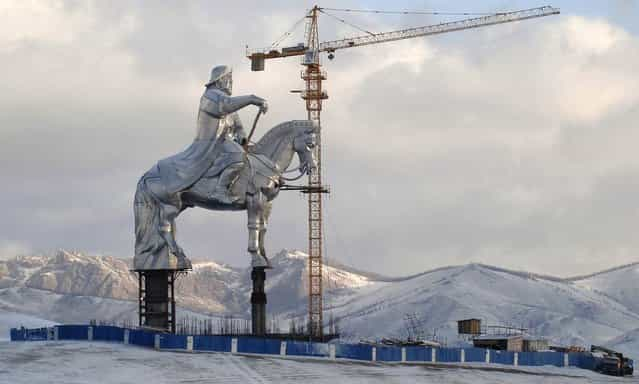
[197,66,268,204]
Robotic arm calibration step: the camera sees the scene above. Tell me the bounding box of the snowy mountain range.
[1,249,638,356]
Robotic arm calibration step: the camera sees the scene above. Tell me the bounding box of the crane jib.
[246,6,559,62]
[319,6,560,52]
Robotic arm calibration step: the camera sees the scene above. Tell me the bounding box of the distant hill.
[1,249,638,356]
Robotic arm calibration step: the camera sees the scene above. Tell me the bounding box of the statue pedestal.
[250,267,267,336]
[137,270,177,333]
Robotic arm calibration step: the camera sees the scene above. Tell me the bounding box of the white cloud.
[0,2,638,276]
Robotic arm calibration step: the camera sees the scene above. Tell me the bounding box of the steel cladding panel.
[465,348,488,362]
[10,328,22,341]
[57,325,89,340]
[405,346,432,361]
[518,351,540,366]
[237,337,281,354]
[568,353,596,370]
[93,326,125,342]
[335,344,372,360]
[128,329,155,347]
[518,351,563,366]
[491,350,515,365]
[376,346,402,362]
[160,334,187,350]
[193,335,232,352]
[437,348,462,363]
[286,341,329,357]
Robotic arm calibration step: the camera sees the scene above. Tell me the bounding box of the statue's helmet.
[206,65,232,87]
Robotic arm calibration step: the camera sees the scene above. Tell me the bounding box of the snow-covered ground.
[0,341,632,384]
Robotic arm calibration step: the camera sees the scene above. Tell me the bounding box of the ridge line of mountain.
[7,248,638,285]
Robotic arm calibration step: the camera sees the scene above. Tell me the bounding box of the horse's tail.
[134,176,162,265]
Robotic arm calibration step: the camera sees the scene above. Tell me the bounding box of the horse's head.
[292,122,319,175]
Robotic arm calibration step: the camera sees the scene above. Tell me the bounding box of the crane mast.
[301,6,326,338]
[247,5,559,339]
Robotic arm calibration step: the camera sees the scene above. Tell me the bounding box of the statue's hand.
[252,95,268,113]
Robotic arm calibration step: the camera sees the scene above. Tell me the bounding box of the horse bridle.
[245,109,311,182]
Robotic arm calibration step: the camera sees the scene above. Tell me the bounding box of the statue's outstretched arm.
[219,94,266,115]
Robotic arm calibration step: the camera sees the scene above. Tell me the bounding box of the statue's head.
[206,65,232,94]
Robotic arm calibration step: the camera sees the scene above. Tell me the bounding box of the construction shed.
[523,338,549,352]
[457,319,481,335]
[473,335,523,352]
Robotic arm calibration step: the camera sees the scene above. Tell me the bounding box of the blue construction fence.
[9,325,628,374]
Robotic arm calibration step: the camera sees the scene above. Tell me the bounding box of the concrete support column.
[564,353,569,367]
[154,334,160,350]
[54,326,59,341]
[87,327,93,341]
[372,347,377,362]
[485,349,490,363]
[461,349,465,363]
[187,336,193,352]
[431,348,437,362]
[251,268,267,336]
[514,352,518,366]
[123,329,129,345]
[231,338,238,353]
[329,344,336,360]
[401,347,406,362]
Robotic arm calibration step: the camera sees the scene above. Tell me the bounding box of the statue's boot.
[212,163,243,204]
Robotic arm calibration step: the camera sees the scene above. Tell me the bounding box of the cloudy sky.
[1,0,638,277]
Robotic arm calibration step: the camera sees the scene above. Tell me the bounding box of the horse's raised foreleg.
[247,192,270,268]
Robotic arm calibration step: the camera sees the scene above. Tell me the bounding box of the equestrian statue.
[134,65,318,271]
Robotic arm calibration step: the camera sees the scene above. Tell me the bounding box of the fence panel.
[92,326,124,342]
[334,343,372,361]
[568,353,596,370]
[491,350,515,365]
[286,340,329,357]
[376,346,402,362]
[57,325,89,340]
[465,348,487,362]
[237,337,281,355]
[519,351,564,367]
[437,348,462,363]
[10,328,23,341]
[405,346,432,362]
[193,335,232,352]
[128,329,155,347]
[160,334,187,350]
[12,327,49,341]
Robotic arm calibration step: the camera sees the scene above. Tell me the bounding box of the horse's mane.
[252,121,297,154]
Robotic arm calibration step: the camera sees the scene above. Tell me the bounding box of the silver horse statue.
[134,65,318,271]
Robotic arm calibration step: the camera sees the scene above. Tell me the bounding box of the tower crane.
[247,5,560,338]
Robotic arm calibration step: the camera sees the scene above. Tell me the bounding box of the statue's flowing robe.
[157,88,245,195]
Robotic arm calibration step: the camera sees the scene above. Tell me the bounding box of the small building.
[473,335,523,352]
[458,319,482,335]
[523,338,549,352]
